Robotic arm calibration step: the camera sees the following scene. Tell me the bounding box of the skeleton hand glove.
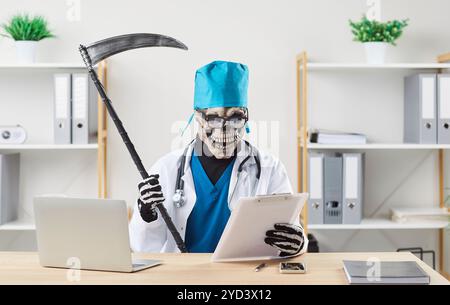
[137,174,165,223]
[264,223,305,257]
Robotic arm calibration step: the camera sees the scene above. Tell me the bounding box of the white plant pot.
[15,41,38,64]
[364,42,388,64]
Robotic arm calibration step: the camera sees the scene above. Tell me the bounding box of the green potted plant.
[349,16,408,64]
[1,14,54,64]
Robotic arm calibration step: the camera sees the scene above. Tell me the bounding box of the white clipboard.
[212,193,308,262]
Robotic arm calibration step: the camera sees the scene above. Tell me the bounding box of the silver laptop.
[34,196,161,272]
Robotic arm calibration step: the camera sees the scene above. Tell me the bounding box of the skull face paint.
[195,107,247,159]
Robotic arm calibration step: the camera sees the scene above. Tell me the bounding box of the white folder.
[307,153,324,224]
[71,73,98,144]
[53,74,72,144]
[342,153,364,224]
[438,74,450,144]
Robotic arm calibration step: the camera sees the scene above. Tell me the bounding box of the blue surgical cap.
[193,61,249,109]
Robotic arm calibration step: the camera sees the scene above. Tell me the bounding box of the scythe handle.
[80,48,187,253]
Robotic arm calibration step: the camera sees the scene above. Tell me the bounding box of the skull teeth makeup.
[195,108,246,159]
[210,134,239,144]
[205,128,242,157]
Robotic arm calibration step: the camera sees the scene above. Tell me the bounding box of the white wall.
[1,0,449,268]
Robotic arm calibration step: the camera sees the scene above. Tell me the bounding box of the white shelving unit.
[296,57,450,229]
[0,62,108,235]
[296,52,450,277]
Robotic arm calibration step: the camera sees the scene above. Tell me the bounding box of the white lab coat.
[129,140,308,254]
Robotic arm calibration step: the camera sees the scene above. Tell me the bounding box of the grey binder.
[342,153,364,224]
[71,73,98,144]
[53,74,72,144]
[437,74,450,144]
[307,153,324,224]
[404,74,437,144]
[324,155,342,224]
[0,153,20,225]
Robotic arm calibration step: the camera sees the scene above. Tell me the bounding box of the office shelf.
[308,218,449,230]
[0,144,98,151]
[0,220,35,231]
[306,143,450,150]
[0,61,107,199]
[0,62,108,244]
[300,62,450,71]
[296,52,450,278]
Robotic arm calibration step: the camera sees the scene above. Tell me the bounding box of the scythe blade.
[83,33,188,65]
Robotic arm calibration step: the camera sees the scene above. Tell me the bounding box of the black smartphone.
[279,262,307,274]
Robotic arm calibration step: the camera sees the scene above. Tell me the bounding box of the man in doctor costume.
[130,61,308,256]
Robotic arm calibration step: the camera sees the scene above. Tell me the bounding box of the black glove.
[264,223,305,257]
[137,174,165,223]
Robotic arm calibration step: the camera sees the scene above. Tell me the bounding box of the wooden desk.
[0,252,447,284]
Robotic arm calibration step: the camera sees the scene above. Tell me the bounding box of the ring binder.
[404,74,437,144]
[308,153,324,224]
[53,74,72,144]
[437,74,450,144]
[342,153,364,224]
[72,73,98,144]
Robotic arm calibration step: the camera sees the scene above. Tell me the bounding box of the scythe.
[79,33,188,253]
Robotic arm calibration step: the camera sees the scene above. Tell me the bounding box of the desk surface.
[0,252,448,285]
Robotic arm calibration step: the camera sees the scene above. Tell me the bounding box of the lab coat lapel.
[179,146,196,236]
[227,141,252,208]
[227,159,240,205]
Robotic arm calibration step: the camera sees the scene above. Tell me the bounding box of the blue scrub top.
[185,154,235,253]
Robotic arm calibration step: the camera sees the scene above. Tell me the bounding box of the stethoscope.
[172,139,261,208]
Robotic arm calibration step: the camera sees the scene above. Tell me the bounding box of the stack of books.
[309,129,367,145]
